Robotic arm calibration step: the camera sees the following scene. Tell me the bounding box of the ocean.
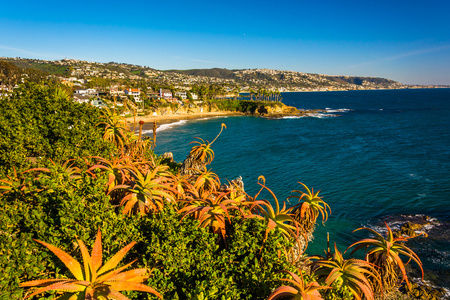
[152,88,450,290]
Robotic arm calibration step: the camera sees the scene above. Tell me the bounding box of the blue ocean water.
[154,89,450,289]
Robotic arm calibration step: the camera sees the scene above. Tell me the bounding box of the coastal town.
[0,57,447,112]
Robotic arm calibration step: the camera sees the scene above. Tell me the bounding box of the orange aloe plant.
[247,176,308,256]
[348,222,424,291]
[288,182,331,235]
[88,156,135,193]
[20,229,161,299]
[97,108,131,150]
[112,165,177,215]
[268,271,330,300]
[309,243,381,300]
[188,123,226,165]
[179,190,242,240]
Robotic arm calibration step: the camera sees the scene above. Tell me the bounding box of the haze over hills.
[1,57,445,92]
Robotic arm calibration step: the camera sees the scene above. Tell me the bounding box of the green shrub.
[0,82,114,177]
[1,167,295,299]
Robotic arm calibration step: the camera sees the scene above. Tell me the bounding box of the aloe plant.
[310,243,381,300]
[20,229,162,299]
[247,176,308,256]
[113,165,177,215]
[88,156,135,192]
[179,190,242,240]
[180,123,226,175]
[288,182,331,235]
[268,271,330,300]
[348,222,424,291]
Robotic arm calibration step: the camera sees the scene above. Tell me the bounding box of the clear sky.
[1,0,449,85]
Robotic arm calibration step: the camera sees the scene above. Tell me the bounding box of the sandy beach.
[125,111,244,131]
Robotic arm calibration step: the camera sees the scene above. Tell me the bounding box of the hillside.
[2,56,441,91]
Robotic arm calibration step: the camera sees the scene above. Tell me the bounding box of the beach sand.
[125,111,244,132]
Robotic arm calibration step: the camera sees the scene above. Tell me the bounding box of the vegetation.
[348,223,424,293]
[0,81,428,300]
[20,229,162,299]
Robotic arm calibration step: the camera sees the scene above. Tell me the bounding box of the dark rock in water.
[393,219,432,238]
[399,282,447,300]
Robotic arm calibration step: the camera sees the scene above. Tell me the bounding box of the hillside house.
[159,89,173,99]
[124,88,141,102]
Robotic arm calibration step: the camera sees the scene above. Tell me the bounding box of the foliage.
[0,162,295,299]
[0,82,113,177]
[20,229,162,299]
[348,223,424,292]
[289,182,331,235]
[247,176,307,257]
[142,205,296,299]
[208,100,283,114]
[0,167,143,299]
[113,165,177,215]
[309,243,381,300]
[267,270,330,300]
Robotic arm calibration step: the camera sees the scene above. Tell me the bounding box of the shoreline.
[125,111,245,131]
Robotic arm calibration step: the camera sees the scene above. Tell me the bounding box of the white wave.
[280,115,308,119]
[195,116,229,121]
[140,120,188,135]
[324,108,352,113]
[306,113,339,118]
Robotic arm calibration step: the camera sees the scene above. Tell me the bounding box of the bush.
[0,168,295,299]
[0,82,113,177]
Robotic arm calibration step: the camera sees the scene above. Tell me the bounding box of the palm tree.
[249,88,255,101]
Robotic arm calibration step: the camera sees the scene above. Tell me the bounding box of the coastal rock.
[161,152,174,163]
[399,282,447,300]
[392,215,435,238]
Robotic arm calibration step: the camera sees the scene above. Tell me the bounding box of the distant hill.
[165,68,237,79]
[325,75,398,86]
[1,57,417,91]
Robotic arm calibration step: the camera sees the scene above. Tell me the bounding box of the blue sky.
[1,0,449,85]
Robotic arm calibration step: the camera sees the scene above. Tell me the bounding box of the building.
[159,89,173,99]
[124,88,141,102]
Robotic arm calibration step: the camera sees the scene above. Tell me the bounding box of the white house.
[159,89,173,99]
[75,88,97,95]
[124,88,141,102]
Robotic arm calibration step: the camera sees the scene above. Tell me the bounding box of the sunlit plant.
[88,156,135,192]
[179,190,242,240]
[310,243,381,300]
[247,176,307,256]
[288,182,331,235]
[268,270,330,300]
[347,222,424,292]
[20,229,162,299]
[97,108,130,150]
[112,165,177,215]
